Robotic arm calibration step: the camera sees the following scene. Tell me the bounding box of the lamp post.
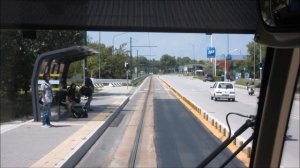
[230,48,241,53]
[112,32,128,55]
[130,37,157,78]
[259,44,262,81]
[225,34,229,81]
[225,48,241,81]
[211,35,216,77]
[188,43,195,76]
[136,49,139,78]
[98,32,101,79]
[254,42,256,80]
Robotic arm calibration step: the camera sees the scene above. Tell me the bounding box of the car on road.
[210,82,235,101]
[203,74,214,82]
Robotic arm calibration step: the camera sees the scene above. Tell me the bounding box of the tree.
[203,61,213,74]
[177,57,192,65]
[85,41,130,79]
[0,30,84,99]
[160,54,177,73]
[246,41,266,78]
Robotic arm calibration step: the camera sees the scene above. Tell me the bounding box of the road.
[159,75,258,141]
[160,74,299,168]
[76,76,245,167]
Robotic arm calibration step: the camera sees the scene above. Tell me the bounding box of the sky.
[87,31,254,61]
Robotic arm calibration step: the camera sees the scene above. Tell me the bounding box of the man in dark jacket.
[84,72,94,111]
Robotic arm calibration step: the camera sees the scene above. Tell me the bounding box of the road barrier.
[94,83,104,90]
[109,82,123,87]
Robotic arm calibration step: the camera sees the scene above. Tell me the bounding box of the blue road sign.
[207,47,216,58]
[226,54,232,60]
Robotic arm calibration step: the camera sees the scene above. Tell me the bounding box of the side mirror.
[259,0,300,32]
[255,0,300,47]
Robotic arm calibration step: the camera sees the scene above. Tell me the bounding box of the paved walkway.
[0,86,135,168]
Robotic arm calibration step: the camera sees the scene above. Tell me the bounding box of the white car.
[210,82,235,101]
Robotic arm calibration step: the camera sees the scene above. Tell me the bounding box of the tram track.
[96,76,156,168]
[129,76,153,167]
[76,75,244,167]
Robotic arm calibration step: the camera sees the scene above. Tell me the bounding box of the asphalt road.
[160,74,299,168]
[159,75,257,141]
[76,76,245,167]
[152,77,244,167]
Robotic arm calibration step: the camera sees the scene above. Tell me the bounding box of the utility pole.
[130,37,132,79]
[260,45,262,81]
[99,32,101,79]
[136,49,139,78]
[225,34,229,81]
[112,32,128,56]
[254,42,256,80]
[130,37,157,78]
[188,43,195,77]
[211,35,216,77]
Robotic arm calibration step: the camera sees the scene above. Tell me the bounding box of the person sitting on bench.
[66,83,80,117]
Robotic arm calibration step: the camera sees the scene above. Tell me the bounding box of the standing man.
[41,74,54,128]
[84,72,94,111]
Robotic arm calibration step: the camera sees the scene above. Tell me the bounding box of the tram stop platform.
[1,86,135,168]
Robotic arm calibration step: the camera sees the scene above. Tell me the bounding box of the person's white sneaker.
[42,125,51,128]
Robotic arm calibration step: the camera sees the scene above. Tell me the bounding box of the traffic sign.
[207,47,216,58]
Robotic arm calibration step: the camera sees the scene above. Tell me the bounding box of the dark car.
[204,74,214,82]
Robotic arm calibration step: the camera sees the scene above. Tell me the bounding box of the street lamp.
[254,42,256,80]
[130,37,157,78]
[225,48,241,81]
[225,34,229,81]
[98,32,101,78]
[230,48,241,54]
[188,43,195,76]
[259,44,262,81]
[112,32,128,55]
[210,34,216,77]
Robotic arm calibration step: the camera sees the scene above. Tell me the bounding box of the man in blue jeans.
[40,74,54,128]
[84,72,94,111]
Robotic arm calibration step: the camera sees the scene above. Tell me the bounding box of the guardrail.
[91,75,149,87]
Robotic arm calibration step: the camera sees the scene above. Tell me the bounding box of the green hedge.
[1,94,32,123]
[235,78,261,88]
[131,75,149,86]
[235,78,247,85]
[214,76,222,81]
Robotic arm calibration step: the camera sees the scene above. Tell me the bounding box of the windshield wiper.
[197,113,256,168]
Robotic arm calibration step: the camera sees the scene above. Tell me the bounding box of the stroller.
[68,87,88,118]
[70,86,93,118]
[72,104,88,118]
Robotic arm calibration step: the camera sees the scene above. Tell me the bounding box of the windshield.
[1,31,298,168]
[219,83,234,89]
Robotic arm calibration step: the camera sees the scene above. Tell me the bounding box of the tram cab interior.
[1,0,299,167]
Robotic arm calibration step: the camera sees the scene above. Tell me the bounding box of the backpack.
[79,86,92,97]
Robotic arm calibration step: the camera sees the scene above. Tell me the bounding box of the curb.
[58,97,130,168]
